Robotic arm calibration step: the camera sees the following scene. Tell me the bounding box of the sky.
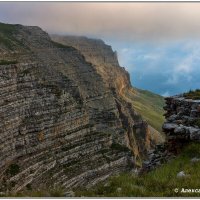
[0,2,200,96]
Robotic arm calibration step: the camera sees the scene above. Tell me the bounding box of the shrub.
[0,60,18,65]
[183,89,200,100]
[194,119,200,127]
[6,164,20,176]
[111,143,130,152]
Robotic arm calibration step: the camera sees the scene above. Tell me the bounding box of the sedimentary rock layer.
[0,23,150,193]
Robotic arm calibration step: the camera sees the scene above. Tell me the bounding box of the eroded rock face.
[51,35,157,157]
[51,35,131,96]
[0,24,150,193]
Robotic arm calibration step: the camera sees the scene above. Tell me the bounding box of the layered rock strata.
[0,23,150,193]
[51,35,161,150]
[163,95,200,152]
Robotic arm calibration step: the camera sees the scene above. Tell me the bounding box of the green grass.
[0,22,27,50]
[184,89,200,100]
[1,187,65,197]
[0,22,17,34]
[75,142,200,197]
[0,22,17,49]
[52,41,75,51]
[126,88,165,133]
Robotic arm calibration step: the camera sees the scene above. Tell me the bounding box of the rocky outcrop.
[0,23,151,194]
[163,95,200,149]
[141,94,200,173]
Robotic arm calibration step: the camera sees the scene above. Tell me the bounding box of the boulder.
[190,130,200,141]
[64,191,75,197]
[174,126,186,134]
[190,110,198,118]
[162,123,178,131]
[191,157,200,163]
[116,187,122,193]
[168,114,178,122]
[177,171,187,178]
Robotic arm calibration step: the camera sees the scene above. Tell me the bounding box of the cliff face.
[51,36,131,96]
[51,35,164,147]
[0,23,151,193]
[51,35,154,160]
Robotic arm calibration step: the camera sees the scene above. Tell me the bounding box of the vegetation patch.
[52,41,74,51]
[0,23,17,35]
[111,143,130,152]
[193,119,200,128]
[6,163,20,177]
[7,187,65,197]
[0,60,18,65]
[76,142,200,197]
[184,89,200,100]
[0,23,18,49]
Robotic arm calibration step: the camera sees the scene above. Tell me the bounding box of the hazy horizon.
[1,2,200,96]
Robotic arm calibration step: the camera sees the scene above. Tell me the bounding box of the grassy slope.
[125,87,165,133]
[75,142,200,197]
[0,22,18,49]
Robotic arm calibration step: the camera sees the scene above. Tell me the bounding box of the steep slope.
[0,23,151,194]
[130,88,165,133]
[51,35,165,143]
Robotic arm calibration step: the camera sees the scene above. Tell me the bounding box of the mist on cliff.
[1,2,200,96]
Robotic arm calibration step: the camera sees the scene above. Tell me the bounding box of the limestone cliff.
[0,22,150,194]
[50,36,131,96]
[51,35,163,145]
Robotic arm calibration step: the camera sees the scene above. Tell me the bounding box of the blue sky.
[108,39,200,96]
[0,2,200,96]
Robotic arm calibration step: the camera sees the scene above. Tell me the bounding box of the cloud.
[1,2,200,41]
[162,91,170,97]
[114,40,200,95]
[165,41,200,85]
[1,2,200,96]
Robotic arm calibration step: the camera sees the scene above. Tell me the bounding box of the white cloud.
[121,48,129,53]
[2,3,200,42]
[162,91,170,97]
[165,41,200,85]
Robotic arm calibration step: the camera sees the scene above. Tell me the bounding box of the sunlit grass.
[127,88,165,133]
